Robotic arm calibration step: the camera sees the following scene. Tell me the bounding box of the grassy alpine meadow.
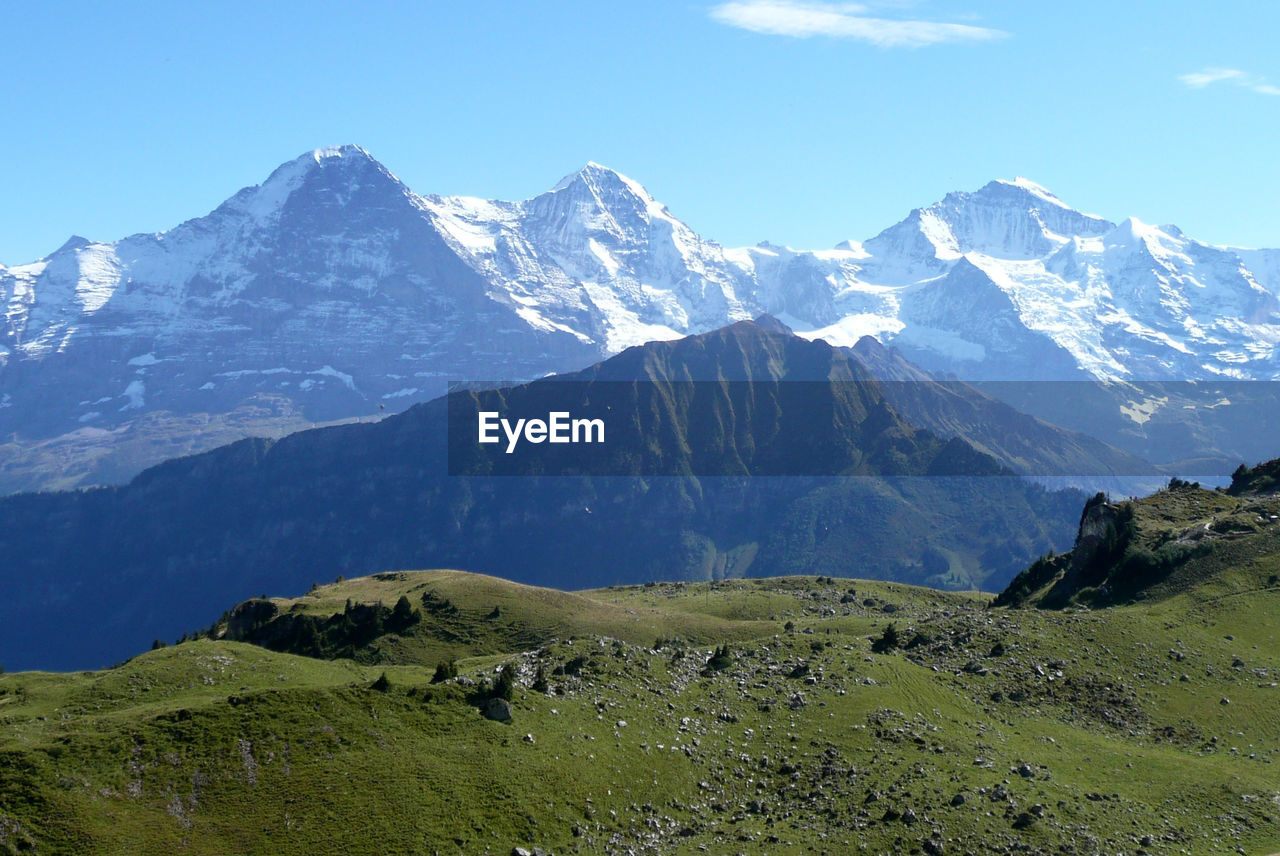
[0,552,1277,855]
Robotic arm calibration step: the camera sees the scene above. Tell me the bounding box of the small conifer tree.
[531,664,550,693]
[492,664,516,701]
[871,622,900,654]
[392,594,418,627]
[431,660,458,683]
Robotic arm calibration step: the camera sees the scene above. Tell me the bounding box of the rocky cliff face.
[1065,497,1132,589]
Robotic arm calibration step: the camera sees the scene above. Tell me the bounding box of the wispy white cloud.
[1179,68,1247,88]
[709,1,1008,48]
[1179,67,1280,96]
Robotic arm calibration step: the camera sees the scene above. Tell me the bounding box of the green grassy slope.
[1,568,1277,856]
[999,466,1280,610]
[215,569,779,666]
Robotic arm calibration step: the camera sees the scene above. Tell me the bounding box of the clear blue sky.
[2,1,1278,263]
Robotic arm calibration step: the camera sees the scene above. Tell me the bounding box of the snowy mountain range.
[2,144,1278,492]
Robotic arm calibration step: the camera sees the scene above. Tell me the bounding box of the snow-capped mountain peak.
[537,162,675,235]
[214,143,409,227]
[1106,215,1163,247]
[854,178,1109,284]
[425,161,750,355]
[551,161,650,197]
[311,143,374,162]
[996,176,1068,205]
[50,235,94,257]
[935,180,1112,256]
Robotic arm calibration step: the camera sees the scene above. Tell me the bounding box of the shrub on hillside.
[431,660,458,683]
[492,664,516,701]
[871,623,900,654]
[705,644,733,672]
[391,595,420,630]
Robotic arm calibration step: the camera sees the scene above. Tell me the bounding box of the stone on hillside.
[483,698,513,722]
[1012,812,1037,829]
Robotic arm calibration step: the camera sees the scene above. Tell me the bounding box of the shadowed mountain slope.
[0,321,1098,670]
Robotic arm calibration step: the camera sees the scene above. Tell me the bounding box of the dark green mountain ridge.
[0,320,1120,671]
